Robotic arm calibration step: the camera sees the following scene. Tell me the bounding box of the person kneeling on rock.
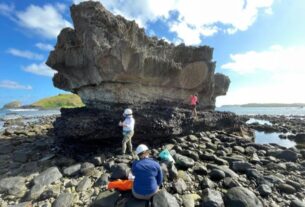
[131,144,163,200]
[119,108,135,155]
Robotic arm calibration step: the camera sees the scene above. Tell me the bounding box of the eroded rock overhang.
[47,1,230,110]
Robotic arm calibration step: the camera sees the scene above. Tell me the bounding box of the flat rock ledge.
[53,104,252,144]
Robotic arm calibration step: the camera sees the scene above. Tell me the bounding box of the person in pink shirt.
[189,93,199,119]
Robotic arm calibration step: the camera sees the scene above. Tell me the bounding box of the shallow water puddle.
[255,131,296,148]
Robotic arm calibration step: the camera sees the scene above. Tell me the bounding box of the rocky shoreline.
[1,113,305,207]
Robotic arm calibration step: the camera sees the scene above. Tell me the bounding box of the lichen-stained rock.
[47,1,229,110]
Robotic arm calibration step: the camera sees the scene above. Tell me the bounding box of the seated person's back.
[132,158,162,195]
[131,144,163,199]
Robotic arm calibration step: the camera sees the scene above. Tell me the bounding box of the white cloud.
[0,3,72,39]
[0,80,32,90]
[7,48,43,60]
[73,0,176,27]
[16,4,72,38]
[73,0,274,45]
[221,45,305,74]
[35,43,54,51]
[55,3,67,13]
[218,45,305,105]
[23,62,56,77]
[0,3,14,18]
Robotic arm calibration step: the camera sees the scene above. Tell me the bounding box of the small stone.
[290,199,305,207]
[52,193,73,207]
[278,184,296,194]
[173,178,187,194]
[168,163,178,180]
[222,177,240,189]
[224,187,263,207]
[80,162,95,174]
[0,176,27,198]
[245,146,257,155]
[110,163,130,179]
[63,164,81,176]
[257,184,272,197]
[275,150,298,162]
[76,177,92,192]
[152,190,179,207]
[182,194,195,207]
[27,184,45,200]
[188,135,198,142]
[193,163,208,175]
[34,167,62,186]
[93,191,120,207]
[124,197,147,207]
[174,154,195,169]
[232,161,252,173]
[207,164,239,178]
[177,170,192,182]
[202,189,224,207]
[94,174,109,187]
[233,146,245,153]
[201,177,216,189]
[91,155,105,166]
[210,169,226,181]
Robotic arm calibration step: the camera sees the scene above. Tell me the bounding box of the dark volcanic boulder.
[274,150,298,162]
[224,187,263,207]
[152,190,179,207]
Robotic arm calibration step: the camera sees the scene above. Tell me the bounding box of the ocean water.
[1,107,303,148]
[217,106,305,148]
[0,108,60,131]
[216,106,305,116]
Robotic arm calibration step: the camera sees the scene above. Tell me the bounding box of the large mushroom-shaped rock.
[47,2,229,109]
[46,1,241,144]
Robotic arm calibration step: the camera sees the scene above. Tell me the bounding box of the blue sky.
[0,0,305,107]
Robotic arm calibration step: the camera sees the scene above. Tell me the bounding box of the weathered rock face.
[47,1,229,109]
[46,1,237,144]
[54,104,251,144]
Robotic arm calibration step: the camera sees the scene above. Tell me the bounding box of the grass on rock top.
[31,94,84,109]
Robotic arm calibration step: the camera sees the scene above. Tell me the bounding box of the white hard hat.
[123,108,133,116]
[136,144,149,155]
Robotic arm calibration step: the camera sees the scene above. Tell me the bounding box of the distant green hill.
[31,94,84,109]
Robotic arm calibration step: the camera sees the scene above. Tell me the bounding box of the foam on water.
[246,118,272,125]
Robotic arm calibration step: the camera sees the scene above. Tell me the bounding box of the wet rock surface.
[1,114,305,207]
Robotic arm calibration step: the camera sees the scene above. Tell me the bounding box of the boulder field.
[1,115,305,206]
